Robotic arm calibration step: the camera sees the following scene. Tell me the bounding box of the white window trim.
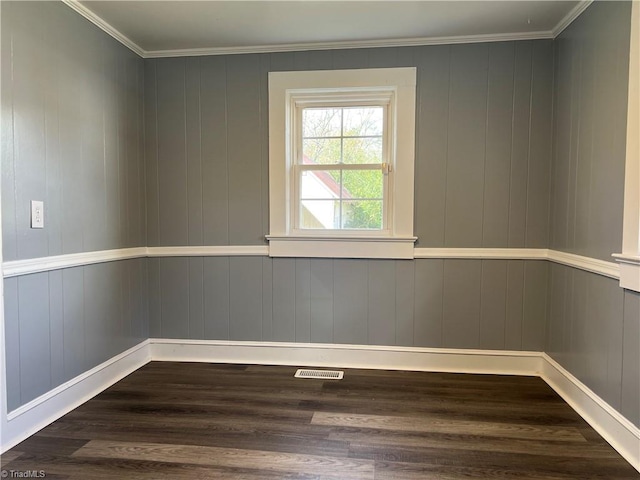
[613,1,640,293]
[267,67,417,259]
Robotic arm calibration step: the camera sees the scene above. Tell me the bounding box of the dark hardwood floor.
[1,362,638,479]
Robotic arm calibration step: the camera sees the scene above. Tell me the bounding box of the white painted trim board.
[146,32,556,58]
[0,0,7,460]
[413,247,548,260]
[551,0,594,37]
[546,249,620,279]
[1,247,621,280]
[1,340,151,453]
[613,254,640,292]
[151,339,542,376]
[614,1,640,294]
[147,246,269,258]
[541,353,640,472]
[2,247,147,278]
[1,246,269,277]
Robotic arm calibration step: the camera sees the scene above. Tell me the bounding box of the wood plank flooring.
[1,362,638,479]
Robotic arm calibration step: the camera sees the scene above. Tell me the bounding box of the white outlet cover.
[31,200,44,229]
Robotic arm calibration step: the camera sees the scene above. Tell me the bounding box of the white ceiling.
[71,0,588,57]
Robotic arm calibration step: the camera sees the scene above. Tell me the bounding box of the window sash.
[292,101,391,234]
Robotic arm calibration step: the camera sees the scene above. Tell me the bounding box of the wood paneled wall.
[550,1,631,262]
[3,259,148,411]
[144,41,554,248]
[547,263,639,428]
[1,1,148,411]
[546,0,638,429]
[1,1,146,262]
[149,257,548,352]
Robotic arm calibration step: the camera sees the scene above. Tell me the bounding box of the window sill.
[612,254,640,293]
[266,235,417,259]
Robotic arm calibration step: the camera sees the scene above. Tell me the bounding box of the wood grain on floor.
[1,362,638,479]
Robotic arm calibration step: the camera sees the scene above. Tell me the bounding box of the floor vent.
[295,369,344,380]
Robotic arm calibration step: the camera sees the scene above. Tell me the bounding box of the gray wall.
[3,260,148,411]
[149,257,548,351]
[550,0,631,262]
[1,1,148,410]
[547,263,639,428]
[143,41,554,357]
[1,1,146,261]
[145,41,554,248]
[547,1,638,428]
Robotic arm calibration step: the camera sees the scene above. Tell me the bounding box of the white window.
[295,100,388,233]
[267,68,417,259]
[613,1,640,292]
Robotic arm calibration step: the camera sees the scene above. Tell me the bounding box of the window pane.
[343,107,383,137]
[342,169,383,199]
[299,105,386,231]
[342,200,383,229]
[300,200,340,229]
[302,108,342,138]
[343,137,383,164]
[301,170,343,200]
[302,138,341,165]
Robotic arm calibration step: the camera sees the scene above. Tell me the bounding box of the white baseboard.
[150,339,542,376]
[0,340,151,453]
[2,339,638,474]
[540,353,640,472]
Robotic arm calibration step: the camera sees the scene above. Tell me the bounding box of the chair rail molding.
[2,247,620,279]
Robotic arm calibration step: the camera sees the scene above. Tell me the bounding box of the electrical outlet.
[31,200,44,229]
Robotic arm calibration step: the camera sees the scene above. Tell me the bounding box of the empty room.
[0,0,639,478]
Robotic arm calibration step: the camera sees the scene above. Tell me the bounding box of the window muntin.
[290,93,394,235]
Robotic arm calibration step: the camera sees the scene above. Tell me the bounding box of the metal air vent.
[294,369,344,380]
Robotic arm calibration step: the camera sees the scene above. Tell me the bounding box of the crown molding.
[143,31,554,58]
[552,0,594,37]
[60,0,145,57]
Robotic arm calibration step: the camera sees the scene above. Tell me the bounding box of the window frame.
[613,1,639,292]
[267,67,417,259]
